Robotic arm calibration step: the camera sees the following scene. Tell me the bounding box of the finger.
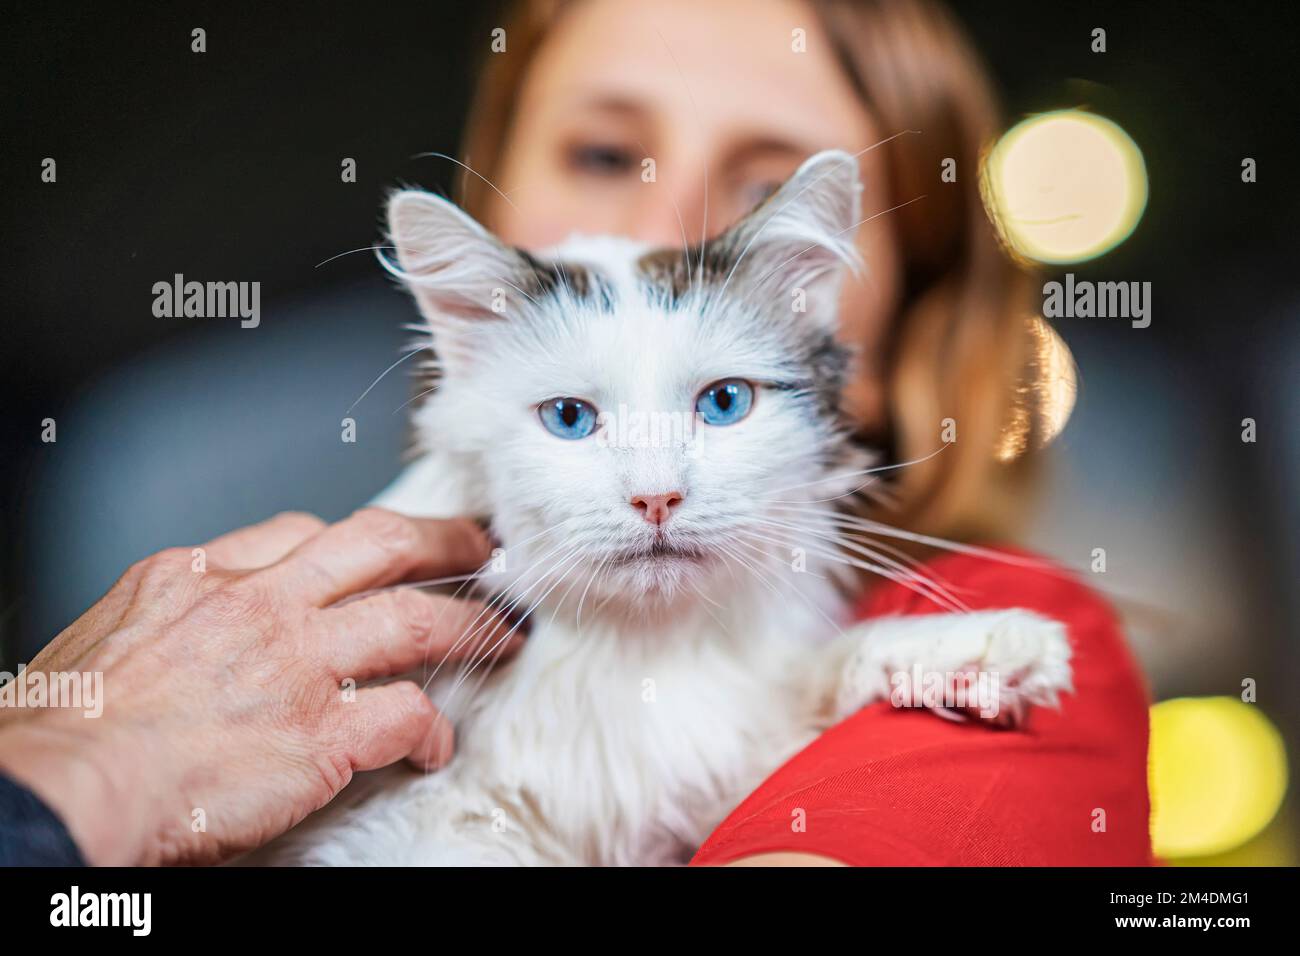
[316,589,521,681]
[405,715,456,772]
[269,509,492,607]
[203,512,327,569]
[345,682,455,771]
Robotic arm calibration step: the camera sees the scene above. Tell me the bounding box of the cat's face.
[387,151,871,618]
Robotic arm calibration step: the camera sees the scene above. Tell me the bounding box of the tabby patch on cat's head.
[382,150,873,615]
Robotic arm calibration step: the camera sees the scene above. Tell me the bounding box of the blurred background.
[1,0,1296,863]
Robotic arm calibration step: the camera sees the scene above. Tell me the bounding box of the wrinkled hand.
[0,509,515,866]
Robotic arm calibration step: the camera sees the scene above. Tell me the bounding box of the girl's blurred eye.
[695,379,754,426]
[539,397,599,439]
[566,143,638,177]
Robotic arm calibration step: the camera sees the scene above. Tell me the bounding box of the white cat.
[270,151,1072,865]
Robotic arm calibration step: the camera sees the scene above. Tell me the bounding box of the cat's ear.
[715,149,862,322]
[384,189,525,323]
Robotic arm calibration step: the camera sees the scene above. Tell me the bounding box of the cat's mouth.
[607,539,707,567]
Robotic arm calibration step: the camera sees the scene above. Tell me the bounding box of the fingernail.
[409,713,456,772]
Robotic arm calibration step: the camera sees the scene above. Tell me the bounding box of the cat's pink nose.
[630,491,684,526]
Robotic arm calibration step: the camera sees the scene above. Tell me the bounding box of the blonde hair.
[457,0,1055,553]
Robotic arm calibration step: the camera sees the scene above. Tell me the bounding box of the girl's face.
[487,0,901,428]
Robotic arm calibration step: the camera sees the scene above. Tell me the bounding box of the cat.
[268,150,1072,865]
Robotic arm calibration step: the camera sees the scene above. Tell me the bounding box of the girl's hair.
[457,0,1061,547]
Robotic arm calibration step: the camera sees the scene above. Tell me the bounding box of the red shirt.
[690,548,1153,866]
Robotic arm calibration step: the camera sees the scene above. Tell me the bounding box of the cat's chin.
[562,547,722,619]
[607,556,706,596]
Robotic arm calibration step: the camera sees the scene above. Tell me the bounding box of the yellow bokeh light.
[995,315,1078,462]
[1148,697,1288,859]
[985,110,1148,264]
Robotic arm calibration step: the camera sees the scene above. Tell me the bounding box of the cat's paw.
[831,609,1073,728]
[962,609,1073,726]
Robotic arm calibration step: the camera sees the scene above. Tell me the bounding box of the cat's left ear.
[714,149,863,323]
[383,189,526,323]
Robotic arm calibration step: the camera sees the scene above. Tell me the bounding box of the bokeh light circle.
[995,315,1078,462]
[985,110,1148,264]
[1148,697,1288,859]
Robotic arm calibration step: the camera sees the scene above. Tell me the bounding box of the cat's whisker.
[737,515,968,613]
[763,505,1076,579]
[770,474,885,507]
[445,534,590,675]
[345,343,432,415]
[711,546,800,631]
[714,540,782,600]
[347,513,577,614]
[411,151,520,212]
[434,529,580,661]
[494,513,587,556]
[687,574,728,611]
[781,544,966,614]
[725,534,850,638]
[729,531,830,582]
[810,518,965,591]
[447,547,587,704]
[392,384,439,415]
[666,186,696,293]
[545,548,610,630]
[371,531,579,703]
[415,519,585,688]
[759,467,896,511]
[425,543,585,732]
[863,483,901,509]
[315,244,397,269]
[710,542,777,605]
[750,513,945,585]
[760,444,948,499]
[688,578,733,639]
[747,517,969,612]
[574,555,611,634]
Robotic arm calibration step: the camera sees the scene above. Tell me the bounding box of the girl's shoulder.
[690,545,1154,866]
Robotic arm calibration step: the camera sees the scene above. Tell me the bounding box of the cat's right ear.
[383,190,525,323]
[711,150,863,325]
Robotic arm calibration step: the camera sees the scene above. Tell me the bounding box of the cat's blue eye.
[539,397,598,439]
[695,379,754,426]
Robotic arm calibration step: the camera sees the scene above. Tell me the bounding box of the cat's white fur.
[268,152,1072,866]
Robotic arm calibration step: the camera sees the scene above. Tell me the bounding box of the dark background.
[2,0,1298,858]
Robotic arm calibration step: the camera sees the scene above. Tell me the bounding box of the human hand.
[0,509,513,865]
